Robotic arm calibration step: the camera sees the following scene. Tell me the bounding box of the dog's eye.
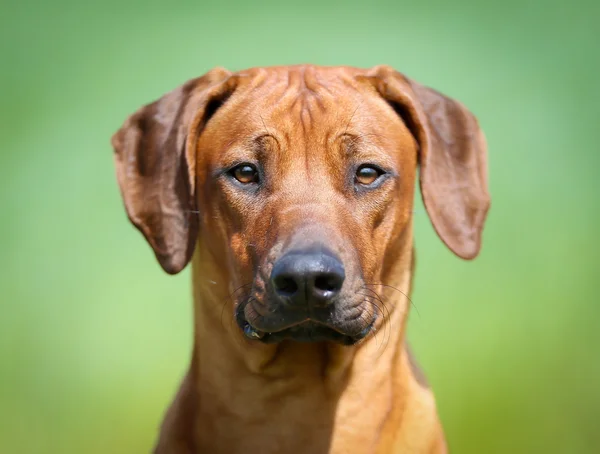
[230,164,259,184]
[355,165,384,186]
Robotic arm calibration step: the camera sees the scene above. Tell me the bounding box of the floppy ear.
[111,67,236,274]
[364,65,490,259]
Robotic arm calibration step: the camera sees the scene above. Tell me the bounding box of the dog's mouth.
[244,320,374,345]
[235,301,377,346]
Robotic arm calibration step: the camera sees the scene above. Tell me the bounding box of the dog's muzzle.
[236,247,377,345]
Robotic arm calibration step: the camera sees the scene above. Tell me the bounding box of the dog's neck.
[164,229,435,453]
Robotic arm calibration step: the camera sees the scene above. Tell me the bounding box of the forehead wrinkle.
[249,67,366,136]
[216,131,275,163]
[234,68,390,160]
[339,132,382,152]
[253,134,279,163]
[336,132,396,168]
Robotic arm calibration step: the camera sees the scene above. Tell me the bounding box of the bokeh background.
[1,0,598,452]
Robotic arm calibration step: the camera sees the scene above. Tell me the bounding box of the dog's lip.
[248,318,376,345]
[239,300,310,333]
[237,303,378,345]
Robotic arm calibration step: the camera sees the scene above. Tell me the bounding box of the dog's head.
[112,65,489,345]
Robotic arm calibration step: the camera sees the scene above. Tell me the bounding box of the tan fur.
[112,65,489,453]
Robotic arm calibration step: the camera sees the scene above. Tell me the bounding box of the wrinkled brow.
[339,132,386,156]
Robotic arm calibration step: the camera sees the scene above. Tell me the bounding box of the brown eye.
[231,164,259,184]
[355,165,384,186]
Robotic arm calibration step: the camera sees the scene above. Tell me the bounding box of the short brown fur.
[112,65,490,454]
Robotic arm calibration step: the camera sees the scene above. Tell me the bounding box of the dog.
[112,65,489,453]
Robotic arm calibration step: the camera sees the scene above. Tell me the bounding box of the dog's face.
[196,68,417,343]
[112,65,489,345]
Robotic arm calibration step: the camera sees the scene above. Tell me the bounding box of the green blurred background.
[1,0,598,452]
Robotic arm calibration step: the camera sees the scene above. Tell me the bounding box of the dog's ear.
[363,65,490,259]
[111,67,236,274]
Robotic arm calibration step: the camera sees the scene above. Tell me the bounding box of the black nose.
[271,249,345,307]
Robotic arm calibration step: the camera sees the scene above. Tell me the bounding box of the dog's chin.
[235,303,377,346]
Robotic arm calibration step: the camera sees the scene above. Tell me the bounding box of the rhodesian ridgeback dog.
[112,65,489,453]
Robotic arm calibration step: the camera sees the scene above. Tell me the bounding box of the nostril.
[314,273,343,293]
[273,275,299,296]
[271,249,345,306]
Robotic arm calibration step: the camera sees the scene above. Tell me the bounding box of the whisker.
[219,283,253,331]
[364,283,420,318]
[363,297,390,357]
[358,305,380,349]
[343,104,361,136]
[229,295,264,351]
[358,288,394,356]
[259,114,271,136]
[357,290,392,356]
